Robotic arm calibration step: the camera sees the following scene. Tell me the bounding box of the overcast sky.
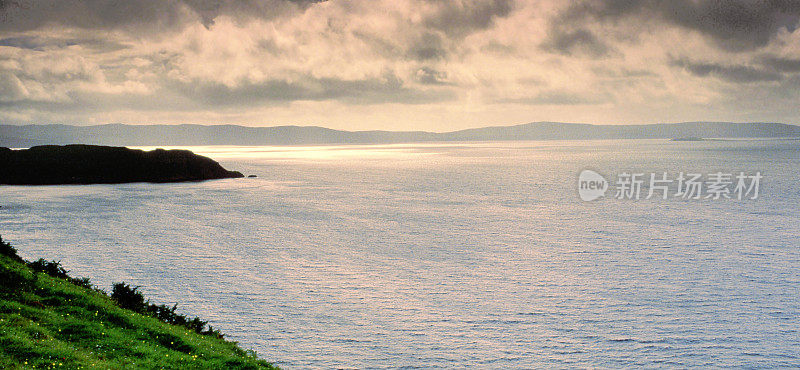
[1,0,799,131]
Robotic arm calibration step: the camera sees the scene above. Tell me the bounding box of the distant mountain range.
[1,121,799,147]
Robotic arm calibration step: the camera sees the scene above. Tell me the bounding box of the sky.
[1,0,799,131]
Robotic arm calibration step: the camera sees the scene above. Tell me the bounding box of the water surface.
[1,139,799,368]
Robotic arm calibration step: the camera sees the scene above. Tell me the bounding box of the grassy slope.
[0,250,276,369]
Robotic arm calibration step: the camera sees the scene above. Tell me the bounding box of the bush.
[25,257,96,290]
[110,282,222,337]
[0,235,23,262]
[28,259,70,279]
[111,282,146,313]
[69,276,94,289]
[187,316,209,334]
[0,236,227,339]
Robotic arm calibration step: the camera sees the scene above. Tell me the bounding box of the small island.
[0,145,243,185]
[670,137,705,142]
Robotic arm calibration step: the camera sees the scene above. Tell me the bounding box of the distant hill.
[0,145,243,185]
[1,121,798,147]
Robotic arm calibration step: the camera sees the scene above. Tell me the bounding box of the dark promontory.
[0,145,243,185]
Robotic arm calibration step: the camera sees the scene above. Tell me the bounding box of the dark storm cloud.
[671,59,783,83]
[0,0,191,33]
[553,0,800,51]
[0,0,511,38]
[182,0,327,28]
[0,0,321,33]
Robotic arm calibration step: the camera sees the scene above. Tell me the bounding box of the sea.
[1,139,799,368]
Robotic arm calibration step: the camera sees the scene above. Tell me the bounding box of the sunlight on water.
[133,143,453,161]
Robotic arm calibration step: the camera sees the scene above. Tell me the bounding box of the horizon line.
[3,120,799,135]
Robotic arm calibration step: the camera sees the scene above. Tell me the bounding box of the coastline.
[0,236,275,369]
[0,145,244,185]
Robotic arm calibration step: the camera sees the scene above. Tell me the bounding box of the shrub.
[110,282,224,336]
[202,325,225,339]
[187,316,208,334]
[0,236,228,340]
[0,235,23,262]
[25,257,95,289]
[69,276,94,289]
[28,258,70,279]
[111,282,146,313]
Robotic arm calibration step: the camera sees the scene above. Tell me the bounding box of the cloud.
[0,71,29,102]
[498,90,609,105]
[169,72,457,106]
[422,0,514,38]
[407,31,448,61]
[553,0,800,51]
[1,0,800,128]
[761,55,800,72]
[0,0,194,34]
[671,59,783,83]
[0,0,323,33]
[183,0,327,28]
[540,28,611,57]
[414,67,451,85]
[0,35,127,53]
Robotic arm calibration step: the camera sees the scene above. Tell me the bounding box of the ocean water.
[1,139,799,368]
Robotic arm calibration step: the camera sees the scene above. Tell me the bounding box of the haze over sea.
[1,139,798,368]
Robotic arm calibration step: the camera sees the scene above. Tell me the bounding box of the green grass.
[0,237,276,369]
